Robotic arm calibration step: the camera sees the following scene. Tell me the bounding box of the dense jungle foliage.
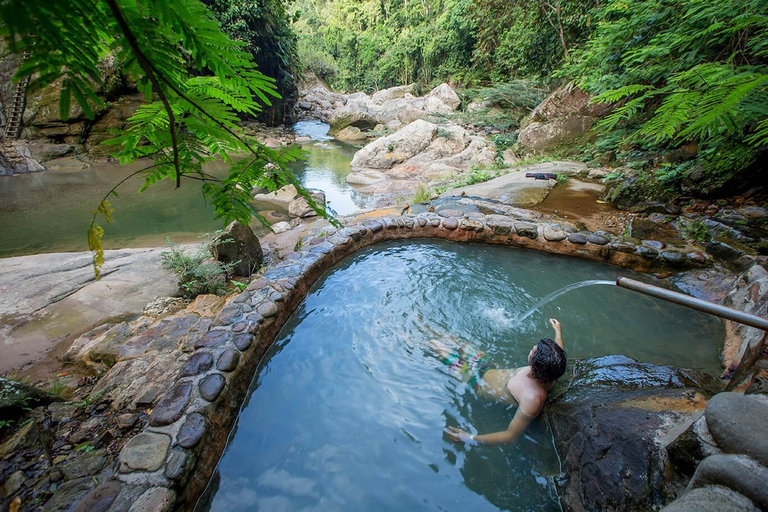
[295,0,767,200]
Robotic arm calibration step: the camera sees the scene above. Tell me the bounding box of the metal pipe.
[615,277,768,332]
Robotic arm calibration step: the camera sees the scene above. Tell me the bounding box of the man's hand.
[444,426,476,445]
[550,318,564,348]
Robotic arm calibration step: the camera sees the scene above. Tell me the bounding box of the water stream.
[516,279,617,324]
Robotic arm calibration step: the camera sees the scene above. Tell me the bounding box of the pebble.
[216,349,240,372]
[543,225,567,241]
[233,334,253,351]
[128,487,176,512]
[149,383,192,427]
[567,233,588,245]
[587,234,609,245]
[177,413,206,449]
[257,301,278,318]
[441,217,458,230]
[643,240,666,250]
[194,330,229,349]
[119,432,171,473]
[638,245,659,259]
[199,374,226,402]
[688,454,768,510]
[179,352,213,377]
[514,222,538,239]
[72,480,123,512]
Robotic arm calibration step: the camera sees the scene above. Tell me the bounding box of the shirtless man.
[438,318,566,445]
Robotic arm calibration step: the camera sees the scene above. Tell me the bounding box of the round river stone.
[661,251,685,265]
[73,481,123,512]
[637,245,659,259]
[441,217,458,230]
[587,234,609,245]
[257,301,278,318]
[194,330,229,349]
[643,240,666,250]
[129,487,176,512]
[177,413,206,449]
[233,334,253,351]
[149,383,192,427]
[217,349,240,372]
[705,392,768,467]
[199,373,226,402]
[567,233,588,245]
[514,222,538,239]
[180,352,213,377]
[119,433,170,473]
[543,225,567,241]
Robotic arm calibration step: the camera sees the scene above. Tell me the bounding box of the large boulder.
[424,83,461,111]
[328,105,379,132]
[519,83,613,153]
[288,190,326,218]
[211,221,263,277]
[0,141,45,175]
[547,355,722,511]
[350,119,438,170]
[371,84,415,104]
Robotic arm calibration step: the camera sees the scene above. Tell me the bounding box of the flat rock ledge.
[31,210,717,511]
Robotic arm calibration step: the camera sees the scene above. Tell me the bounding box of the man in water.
[437,318,566,445]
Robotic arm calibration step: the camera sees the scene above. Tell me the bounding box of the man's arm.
[550,318,564,348]
[445,408,534,446]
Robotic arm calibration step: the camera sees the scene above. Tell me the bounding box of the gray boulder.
[211,221,263,277]
[350,119,438,170]
[288,190,326,218]
[660,485,759,512]
[687,454,768,510]
[705,392,768,467]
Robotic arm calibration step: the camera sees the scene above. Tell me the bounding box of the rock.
[687,454,768,509]
[705,392,768,466]
[129,487,176,512]
[0,141,45,175]
[329,106,378,132]
[350,119,438,170]
[0,376,61,416]
[43,477,95,511]
[514,222,539,239]
[371,84,415,104]
[543,225,568,242]
[212,221,263,277]
[424,83,461,111]
[567,233,588,245]
[667,415,722,476]
[2,470,25,497]
[335,126,367,141]
[345,169,387,186]
[288,190,326,218]
[0,248,178,374]
[149,383,192,427]
[164,448,190,481]
[119,432,171,473]
[61,449,108,479]
[26,141,73,162]
[548,355,720,512]
[518,116,594,152]
[177,413,206,448]
[199,373,226,402]
[179,351,214,377]
[443,170,555,207]
[216,349,240,372]
[587,234,609,245]
[721,264,768,369]
[660,485,759,512]
[143,297,186,317]
[72,481,123,512]
[272,221,292,234]
[253,184,298,209]
[530,83,613,123]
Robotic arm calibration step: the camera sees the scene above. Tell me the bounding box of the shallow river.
[0,121,361,258]
[198,240,723,512]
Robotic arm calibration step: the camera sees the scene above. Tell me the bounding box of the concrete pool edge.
[93,210,733,510]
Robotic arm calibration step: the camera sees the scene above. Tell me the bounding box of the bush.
[161,233,238,299]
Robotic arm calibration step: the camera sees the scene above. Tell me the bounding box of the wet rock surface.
[704,393,768,466]
[547,355,721,512]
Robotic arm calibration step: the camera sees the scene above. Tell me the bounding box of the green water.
[0,121,362,257]
[199,240,723,512]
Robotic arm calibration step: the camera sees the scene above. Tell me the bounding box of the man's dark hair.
[530,338,566,384]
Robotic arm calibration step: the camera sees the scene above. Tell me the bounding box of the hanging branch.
[105,0,182,188]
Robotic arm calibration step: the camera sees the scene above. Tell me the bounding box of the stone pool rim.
[103,209,714,510]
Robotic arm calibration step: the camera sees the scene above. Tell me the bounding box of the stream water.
[0,121,361,258]
[198,240,723,512]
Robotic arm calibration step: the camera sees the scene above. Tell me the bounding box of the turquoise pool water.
[199,240,723,511]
